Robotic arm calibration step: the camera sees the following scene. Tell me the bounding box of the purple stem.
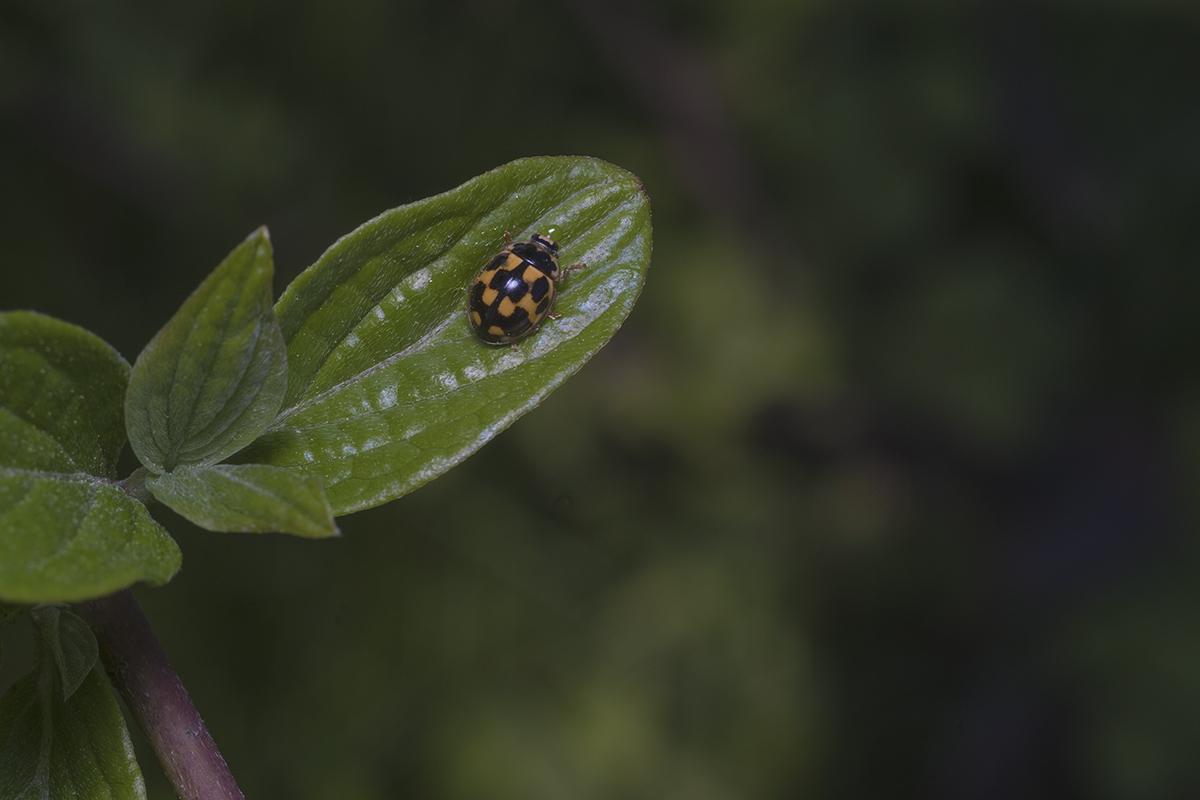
[75,589,244,800]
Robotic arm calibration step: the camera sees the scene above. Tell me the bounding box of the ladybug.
[467,232,583,346]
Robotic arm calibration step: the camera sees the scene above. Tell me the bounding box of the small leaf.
[0,474,181,603]
[0,312,131,479]
[125,227,287,473]
[0,667,146,799]
[147,463,338,538]
[0,314,182,603]
[236,156,651,513]
[29,606,99,701]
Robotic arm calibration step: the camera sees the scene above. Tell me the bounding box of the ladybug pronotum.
[467,232,582,346]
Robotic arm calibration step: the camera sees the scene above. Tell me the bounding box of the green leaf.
[0,474,181,603]
[146,463,338,538]
[0,313,182,603]
[0,668,146,799]
[125,227,287,473]
[0,312,131,479]
[29,607,99,701]
[235,156,651,513]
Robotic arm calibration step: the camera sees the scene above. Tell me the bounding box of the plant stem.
[118,466,155,505]
[75,589,244,800]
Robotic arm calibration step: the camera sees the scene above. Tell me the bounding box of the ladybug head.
[529,233,560,254]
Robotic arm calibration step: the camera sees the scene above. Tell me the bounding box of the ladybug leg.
[503,230,514,244]
[545,263,586,321]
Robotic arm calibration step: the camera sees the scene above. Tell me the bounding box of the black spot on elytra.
[488,269,511,290]
[509,242,539,260]
[502,274,528,300]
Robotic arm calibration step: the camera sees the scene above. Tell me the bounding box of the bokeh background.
[2,1,1199,797]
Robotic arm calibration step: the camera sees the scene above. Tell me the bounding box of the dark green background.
[2,1,1199,797]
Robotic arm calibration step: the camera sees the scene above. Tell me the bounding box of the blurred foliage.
[1,0,1198,798]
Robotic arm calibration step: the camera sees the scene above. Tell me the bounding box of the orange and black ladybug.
[466,232,583,346]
